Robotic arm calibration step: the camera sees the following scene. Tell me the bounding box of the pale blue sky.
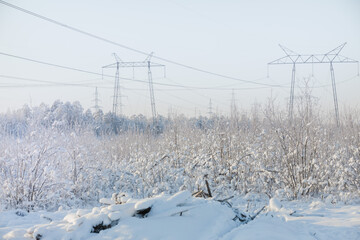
[0,0,359,116]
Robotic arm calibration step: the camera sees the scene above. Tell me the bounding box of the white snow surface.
[0,192,359,240]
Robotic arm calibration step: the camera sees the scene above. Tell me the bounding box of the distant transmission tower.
[230,89,238,127]
[208,99,213,117]
[103,53,123,117]
[230,89,237,119]
[268,43,358,126]
[92,86,101,112]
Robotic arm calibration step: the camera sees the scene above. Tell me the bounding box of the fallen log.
[134,207,152,218]
[91,219,119,233]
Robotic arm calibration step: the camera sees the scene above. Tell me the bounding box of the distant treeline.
[0,100,237,137]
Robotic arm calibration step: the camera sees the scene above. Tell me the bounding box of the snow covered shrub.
[0,131,71,210]
[1,95,360,210]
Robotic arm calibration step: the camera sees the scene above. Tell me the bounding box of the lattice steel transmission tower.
[208,99,213,117]
[92,86,101,112]
[230,89,237,118]
[268,43,358,126]
[104,53,165,125]
[230,89,238,128]
[103,53,123,117]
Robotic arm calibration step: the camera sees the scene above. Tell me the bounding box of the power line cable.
[128,87,198,113]
[157,90,208,109]
[0,73,227,111]
[0,0,285,88]
[0,51,209,89]
[0,74,95,86]
[2,70,355,92]
[0,51,287,91]
[0,74,114,89]
[0,74,223,113]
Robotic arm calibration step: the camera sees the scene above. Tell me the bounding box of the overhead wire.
[156,89,208,109]
[0,51,187,88]
[0,0,287,88]
[311,74,359,88]
[0,73,223,113]
[0,74,114,89]
[0,51,289,91]
[5,1,357,113]
[1,68,356,112]
[165,76,232,105]
[126,85,198,113]
[0,71,287,93]
[0,74,97,86]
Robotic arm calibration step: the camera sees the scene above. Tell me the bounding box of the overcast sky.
[0,0,359,117]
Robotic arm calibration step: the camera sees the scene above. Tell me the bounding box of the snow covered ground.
[1,191,359,240]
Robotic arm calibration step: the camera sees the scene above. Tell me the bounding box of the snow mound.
[13,191,238,240]
[1,196,360,240]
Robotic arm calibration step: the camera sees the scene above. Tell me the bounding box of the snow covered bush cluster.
[0,96,359,211]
